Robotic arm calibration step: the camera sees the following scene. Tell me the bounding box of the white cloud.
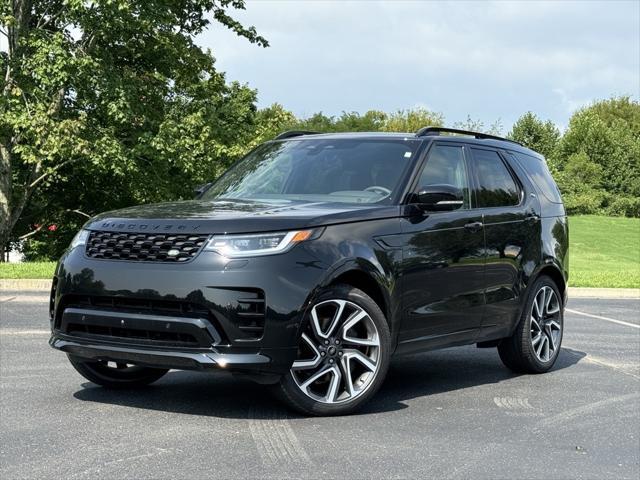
[198,0,640,129]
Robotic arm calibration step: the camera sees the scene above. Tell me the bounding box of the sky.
[199,0,640,132]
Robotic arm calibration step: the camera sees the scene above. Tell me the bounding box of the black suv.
[50,127,568,416]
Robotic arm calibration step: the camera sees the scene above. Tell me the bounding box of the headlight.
[204,230,317,258]
[69,229,90,250]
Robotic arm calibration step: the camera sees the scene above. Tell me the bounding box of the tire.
[277,284,391,416]
[67,354,169,388]
[498,275,564,373]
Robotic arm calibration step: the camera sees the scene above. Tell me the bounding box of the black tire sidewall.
[278,284,391,416]
[514,276,564,373]
[67,354,169,388]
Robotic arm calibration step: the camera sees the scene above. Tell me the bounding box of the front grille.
[67,295,212,317]
[85,231,209,262]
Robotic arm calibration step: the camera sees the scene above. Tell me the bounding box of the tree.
[287,107,444,134]
[290,110,387,133]
[508,112,560,162]
[557,96,640,200]
[453,115,503,136]
[555,152,606,215]
[0,0,267,260]
[381,107,444,132]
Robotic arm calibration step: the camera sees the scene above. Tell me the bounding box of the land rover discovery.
[50,127,568,416]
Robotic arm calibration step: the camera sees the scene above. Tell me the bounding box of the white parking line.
[0,295,49,303]
[566,308,640,329]
[0,329,51,335]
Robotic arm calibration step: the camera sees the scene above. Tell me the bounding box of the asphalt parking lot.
[1,292,638,479]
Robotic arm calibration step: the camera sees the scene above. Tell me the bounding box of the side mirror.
[416,184,464,211]
[194,182,213,199]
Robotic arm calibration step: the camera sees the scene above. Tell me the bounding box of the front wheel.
[498,276,564,373]
[277,284,391,416]
[67,355,169,388]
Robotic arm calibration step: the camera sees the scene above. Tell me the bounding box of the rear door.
[469,147,541,339]
[397,142,486,353]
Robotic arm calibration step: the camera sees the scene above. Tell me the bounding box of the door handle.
[464,221,483,233]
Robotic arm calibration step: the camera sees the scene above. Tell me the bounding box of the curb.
[568,287,639,299]
[1,279,638,299]
[1,279,52,291]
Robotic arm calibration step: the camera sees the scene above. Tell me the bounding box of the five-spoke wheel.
[278,284,390,415]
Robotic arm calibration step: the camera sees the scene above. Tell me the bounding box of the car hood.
[86,199,400,234]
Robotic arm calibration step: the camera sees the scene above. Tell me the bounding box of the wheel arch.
[329,269,389,321]
[504,263,567,339]
[313,259,395,329]
[531,263,567,304]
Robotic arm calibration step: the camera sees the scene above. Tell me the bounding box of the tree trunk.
[0,144,12,263]
[0,1,34,261]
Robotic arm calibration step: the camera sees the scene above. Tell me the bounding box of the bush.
[563,191,606,215]
[605,196,640,217]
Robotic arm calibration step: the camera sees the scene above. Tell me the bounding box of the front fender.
[294,222,403,348]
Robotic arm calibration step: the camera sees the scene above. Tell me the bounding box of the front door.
[397,143,486,353]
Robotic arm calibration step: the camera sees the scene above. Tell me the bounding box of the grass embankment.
[568,215,639,288]
[1,215,638,287]
[0,261,56,279]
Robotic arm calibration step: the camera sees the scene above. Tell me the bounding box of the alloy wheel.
[530,286,562,362]
[290,299,381,404]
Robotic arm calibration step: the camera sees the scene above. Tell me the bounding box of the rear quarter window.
[511,151,563,204]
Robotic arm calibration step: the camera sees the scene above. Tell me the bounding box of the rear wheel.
[498,276,564,373]
[277,284,391,416]
[67,355,169,388]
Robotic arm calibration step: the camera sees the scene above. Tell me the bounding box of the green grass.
[2,216,639,287]
[569,215,640,288]
[0,261,56,279]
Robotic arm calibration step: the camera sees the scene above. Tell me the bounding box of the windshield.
[203,138,420,204]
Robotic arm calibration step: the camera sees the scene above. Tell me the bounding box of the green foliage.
[508,112,560,162]
[381,108,444,132]
[606,196,640,218]
[454,116,503,136]
[555,152,604,214]
[285,107,445,134]
[510,97,640,217]
[1,0,267,258]
[558,97,640,199]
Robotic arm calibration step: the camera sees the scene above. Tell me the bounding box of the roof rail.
[274,130,320,140]
[415,126,522,146]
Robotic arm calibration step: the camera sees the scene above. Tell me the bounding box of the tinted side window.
[511,152,563,203]
[472,148,521,208]
[417,145,471,208]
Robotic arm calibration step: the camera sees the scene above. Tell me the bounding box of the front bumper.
[50,335,273,372]
[50,242,331,376]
